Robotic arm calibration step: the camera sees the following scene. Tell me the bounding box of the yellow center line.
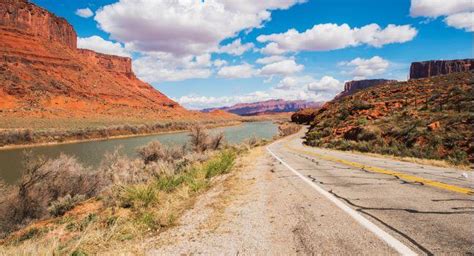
[281,138,473,195]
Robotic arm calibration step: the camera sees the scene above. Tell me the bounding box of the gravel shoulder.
[146,146,396,255]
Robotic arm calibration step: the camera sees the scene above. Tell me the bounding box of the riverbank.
[0,120,243,151]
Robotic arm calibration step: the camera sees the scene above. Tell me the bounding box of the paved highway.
[267,129,474,255]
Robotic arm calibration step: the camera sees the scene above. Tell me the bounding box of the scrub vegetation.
[0,123,295,255]
[304,72,473,166]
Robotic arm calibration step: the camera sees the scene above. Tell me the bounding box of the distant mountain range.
[202,99,324,116]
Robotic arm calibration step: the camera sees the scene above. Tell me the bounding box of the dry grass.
[0,125,268,255]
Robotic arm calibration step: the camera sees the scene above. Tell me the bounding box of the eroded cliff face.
[334,79,396,100]
[0,0,77,49]
[78,49,134,78]
[409,59,474,79]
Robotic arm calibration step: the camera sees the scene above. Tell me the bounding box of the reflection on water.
[0,121,278,184]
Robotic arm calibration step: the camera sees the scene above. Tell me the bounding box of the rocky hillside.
[410,59,473,79]
[0,0,213,127]
[203,99,323,116]
[305,72,473,165]
[334,79,396,100]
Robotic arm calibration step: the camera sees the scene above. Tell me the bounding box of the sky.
[32,0,473,109]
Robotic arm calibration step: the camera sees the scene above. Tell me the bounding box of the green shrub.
[120,185,157,208]
[204,150,236,178]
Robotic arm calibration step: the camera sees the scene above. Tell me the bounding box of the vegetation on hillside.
[305,72,473,165]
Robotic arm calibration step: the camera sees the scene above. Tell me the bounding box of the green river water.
[0,121,278,184]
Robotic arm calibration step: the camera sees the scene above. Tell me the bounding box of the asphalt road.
[267,129,474,255]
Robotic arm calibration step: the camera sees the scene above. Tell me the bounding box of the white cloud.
[410,0,473,18]
[177,74,341,109]
[259,59,304,76]
[256,55,290,64]
[410,0,473,32]
[257,23,417,54]
[95,0,303,56]
[213,59,228,67]
[260,42,288,55]
[133,53,212,82]
[75,8,94,18]
[77,36,130,57]
[275,75,313,90]
[444,12,474,32]
[340,56,390,80]
[217,64,257,78]
[307,76,343,92]
[218,39,254,56]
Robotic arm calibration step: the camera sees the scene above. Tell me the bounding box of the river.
[0,121,278,184]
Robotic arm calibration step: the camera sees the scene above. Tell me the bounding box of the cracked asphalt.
[267,129,474,255]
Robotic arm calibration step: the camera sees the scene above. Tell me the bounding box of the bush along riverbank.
[0,120,242,149]
[0,124,298,254]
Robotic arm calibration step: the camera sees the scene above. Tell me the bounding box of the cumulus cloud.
[95,0,304,56]
[259,59,304,76]
[257,23,418,54]
[133,53,212,82]
[444,12,474,32]
[217,64,258,78]
[75,8,94,18]
[410,0,473,17]
[410,0,473,32]
[77,36,130,57]
[307,76,343,92]
[340,56,390,80]
[256,55,290,64]
[218,39,254,56]
[177,74,342,109]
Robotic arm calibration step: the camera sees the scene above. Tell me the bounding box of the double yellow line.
[283,139,473,195]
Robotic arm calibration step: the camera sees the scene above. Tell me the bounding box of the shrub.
[0,153,104,236]
[189,125,209,153]
[48,194,86,217]
[120,185,157,208]
[188,126,227,153]
[208,132,225,150]
[278,123,301,137]
[204,150,236,178]
[137,141,184,164]
[350,100,373,113]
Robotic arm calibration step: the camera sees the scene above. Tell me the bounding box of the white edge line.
[266,146,418,256]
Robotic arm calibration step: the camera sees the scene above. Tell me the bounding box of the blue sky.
[32,0,473,109]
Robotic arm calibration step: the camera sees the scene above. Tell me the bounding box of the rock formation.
[0,0,77,49]
[291,107,321,124]
[78,49,133,78]
[0,0,217,123]
[203,99,323,116]
[409,59,473,79]
[334,79,396,100]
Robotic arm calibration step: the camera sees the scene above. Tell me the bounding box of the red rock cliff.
[78,49,134,78]
[0,0,77,49]
[409,59,473,79]
[334,79,396,100]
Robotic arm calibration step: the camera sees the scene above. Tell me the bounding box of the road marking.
[283,141,473,195]
[266,146,418,256]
